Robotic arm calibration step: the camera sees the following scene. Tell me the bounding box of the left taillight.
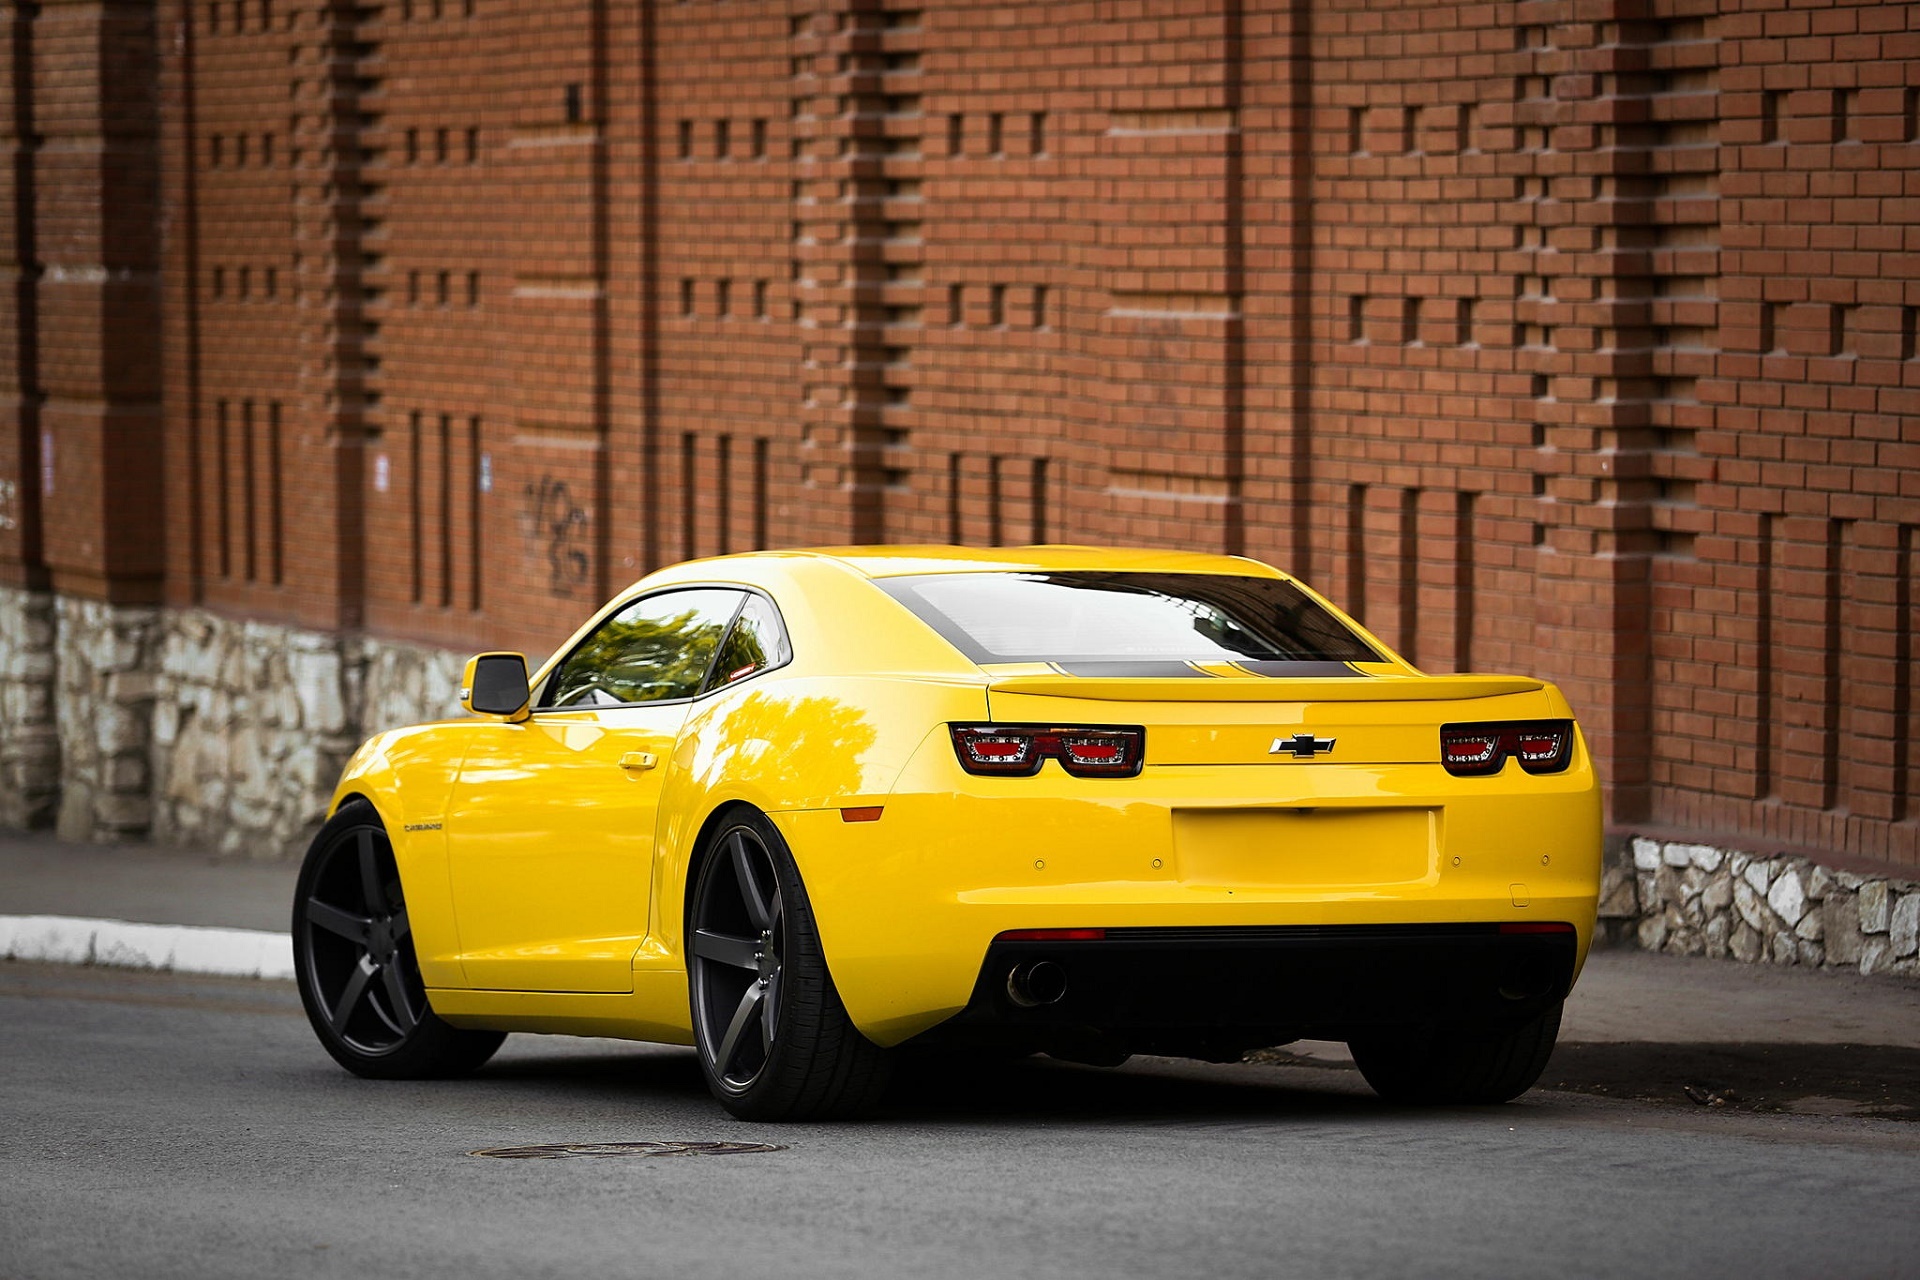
[1439,720,1574,777]
[950,724,1145,778]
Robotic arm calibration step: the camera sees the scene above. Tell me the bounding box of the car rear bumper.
[906,923,1578,1058]
[772,752,1603,1046]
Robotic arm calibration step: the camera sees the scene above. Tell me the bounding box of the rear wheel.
[292,799,505,1079]
[1347,1000,1563,1105]
[688,810,891,1120]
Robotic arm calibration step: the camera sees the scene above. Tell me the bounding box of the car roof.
[724,544,1289,580]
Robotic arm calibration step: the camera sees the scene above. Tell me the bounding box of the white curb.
[0,914,295,981]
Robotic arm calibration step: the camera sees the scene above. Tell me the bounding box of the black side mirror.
[462,652,531,719]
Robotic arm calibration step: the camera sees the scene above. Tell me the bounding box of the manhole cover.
[468,1141,787,1160]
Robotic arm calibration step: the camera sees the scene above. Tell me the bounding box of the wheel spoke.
[306,898,371,945]
[730,832,771,930]
[356,830,384,914]
[714,982,763,1079]
[692,929,760,971]
[761,969,780,1054]
[767,886,782,931]
[379,961,418,1033]
[329,956,376,1034]
[388,907,410,942]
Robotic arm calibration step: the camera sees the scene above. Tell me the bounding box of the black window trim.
[532,583,794,715]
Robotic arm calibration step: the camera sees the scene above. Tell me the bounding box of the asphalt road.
[3,963,1918,1280]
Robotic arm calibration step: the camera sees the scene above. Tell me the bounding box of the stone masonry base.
[1,586,470,858]
[1598,836,1920,980]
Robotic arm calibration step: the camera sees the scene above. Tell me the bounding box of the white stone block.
[1701,876,1734,916]
[1632,837,1661,871]
[1662,842,1693,868]
[291,648,347,735]
[1743,860,1772,895]
[1859,881,1890,934]
[1682,843,1724,872]
[1733,878,1770,932]
[1770,930,1796,965]
[1892,894,1920,959]
[1806,863,1834,901]
[151,696,180,747]
[1766,868,1807,927]
[1860,939,1893,977]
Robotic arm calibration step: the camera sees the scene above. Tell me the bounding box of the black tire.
[687,809,892,1120]
[1347,1000,1563,1105]
[292,798,505,1080]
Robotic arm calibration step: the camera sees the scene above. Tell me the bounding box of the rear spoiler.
[986,674,1546,703]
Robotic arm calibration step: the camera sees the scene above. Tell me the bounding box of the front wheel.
[687,810,891,1120]
[292,799,505,1080]
[1347,1000,1563,1105]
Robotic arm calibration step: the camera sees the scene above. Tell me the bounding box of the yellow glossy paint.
[326,546,1603,1049]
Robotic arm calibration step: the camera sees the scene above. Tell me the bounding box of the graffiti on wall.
[523,476,590,594]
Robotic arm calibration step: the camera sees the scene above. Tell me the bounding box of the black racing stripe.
[1052,661,1214,678]
[1232,660,1365,678]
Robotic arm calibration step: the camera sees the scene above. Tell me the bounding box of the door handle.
[619,752,658,771]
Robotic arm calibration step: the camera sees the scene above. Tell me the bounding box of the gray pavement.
[3,960,1919,1280]
[4,829,1920,1275]
[0,831,293,932]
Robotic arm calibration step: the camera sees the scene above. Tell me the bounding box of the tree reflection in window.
[706,594,791,690]
[547,588,745,707]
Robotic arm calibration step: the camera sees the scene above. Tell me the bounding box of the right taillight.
[1440,720,1573,776]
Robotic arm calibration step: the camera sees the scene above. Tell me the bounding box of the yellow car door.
[444,587,748,993]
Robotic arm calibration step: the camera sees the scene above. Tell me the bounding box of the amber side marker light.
[1498,922,1577,935]
[840,807,884,823]
[995,928,1107,942]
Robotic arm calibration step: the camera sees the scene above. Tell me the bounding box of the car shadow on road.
[479,1046,712,1100]
[466,1044,1390,1123]
[878,1053,1389,1123]
[1541,1041,1920,1120]
[452,1037,1920,1125]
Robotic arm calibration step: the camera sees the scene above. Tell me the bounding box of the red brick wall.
[5,0,1918,868]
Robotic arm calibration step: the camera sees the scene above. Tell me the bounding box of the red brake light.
[996,928,1106,941]
[1439,720,1574,777]
[950,725,1145,778]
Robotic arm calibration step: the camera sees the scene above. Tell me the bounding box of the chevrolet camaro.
[292,546,1602,1119]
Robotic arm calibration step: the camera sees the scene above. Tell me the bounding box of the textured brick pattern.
[3,0,1918,868]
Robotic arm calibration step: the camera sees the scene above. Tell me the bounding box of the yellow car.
[292,546,1602,1119]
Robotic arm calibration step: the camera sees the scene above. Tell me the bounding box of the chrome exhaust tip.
[1006,959,1068,1008]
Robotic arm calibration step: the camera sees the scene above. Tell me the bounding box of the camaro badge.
[1269,734,1336,758]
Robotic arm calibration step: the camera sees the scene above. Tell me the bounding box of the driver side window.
[541,588,746,709]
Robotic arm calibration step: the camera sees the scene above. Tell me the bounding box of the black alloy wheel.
[688,810,891,1120]
[690,823,787,1093]
[292,799,504,1079]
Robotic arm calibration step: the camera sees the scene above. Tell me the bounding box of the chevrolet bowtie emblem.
[1269,734,1336,758]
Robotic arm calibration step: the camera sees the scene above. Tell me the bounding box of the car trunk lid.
[985,671,1550,767]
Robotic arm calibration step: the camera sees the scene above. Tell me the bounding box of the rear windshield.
[876,572,1382,667]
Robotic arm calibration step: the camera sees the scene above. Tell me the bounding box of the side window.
[542,588,745,709]
[704,593,792,692]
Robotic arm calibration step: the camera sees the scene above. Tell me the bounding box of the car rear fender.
[650,676,990,973]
